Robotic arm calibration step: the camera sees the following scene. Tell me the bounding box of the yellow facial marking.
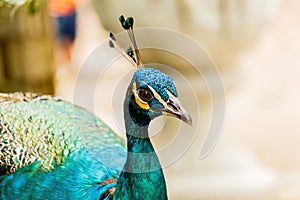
[132,82,150,110]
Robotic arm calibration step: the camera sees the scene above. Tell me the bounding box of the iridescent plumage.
[0,93,125,175]
[0,68,191,200]
[0,15,192,199]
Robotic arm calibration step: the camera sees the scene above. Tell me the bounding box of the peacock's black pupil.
[138,88,153,102]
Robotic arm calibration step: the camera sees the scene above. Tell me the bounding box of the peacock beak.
[163,91,192,126]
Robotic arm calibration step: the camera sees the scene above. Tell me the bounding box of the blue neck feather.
[114,90,168,199]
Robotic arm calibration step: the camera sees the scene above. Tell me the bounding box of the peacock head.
[110,15,192,127]
[125,67,192,127]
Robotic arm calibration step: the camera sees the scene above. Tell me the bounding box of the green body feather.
[0,68,190,199]
[0,94,125,175]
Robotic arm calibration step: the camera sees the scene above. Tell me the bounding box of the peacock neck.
[122,94,162,172]
[123,117,161,173]
[113,94,167,199]
[126,124,153,153]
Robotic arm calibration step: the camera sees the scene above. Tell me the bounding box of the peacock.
[0,16,192,200]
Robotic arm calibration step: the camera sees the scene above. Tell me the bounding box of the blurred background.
[1,0,300,199]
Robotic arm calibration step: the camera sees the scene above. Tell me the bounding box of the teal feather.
[0,68,191,199]
[0,93,126,199]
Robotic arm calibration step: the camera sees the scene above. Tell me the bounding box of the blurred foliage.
[0,0,42,14]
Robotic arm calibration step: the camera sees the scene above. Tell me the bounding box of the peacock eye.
[138,88,153,102]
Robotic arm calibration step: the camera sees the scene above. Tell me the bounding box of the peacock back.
[0,93,126,199]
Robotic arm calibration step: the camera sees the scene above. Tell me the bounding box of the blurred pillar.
[0,1,55,94]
